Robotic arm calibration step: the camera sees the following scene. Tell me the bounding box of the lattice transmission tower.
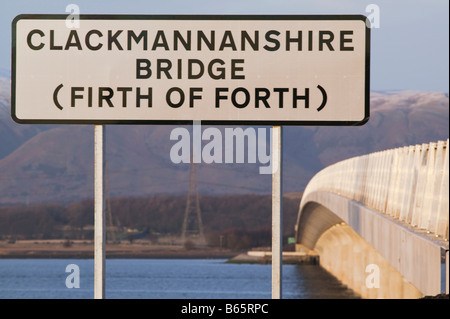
[181,153,205,245]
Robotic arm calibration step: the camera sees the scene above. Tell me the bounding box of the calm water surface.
[0,259,359,299]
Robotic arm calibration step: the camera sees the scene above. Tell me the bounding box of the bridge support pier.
[314,222,422,299]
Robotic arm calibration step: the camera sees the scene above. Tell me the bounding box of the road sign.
[12,15,370,125]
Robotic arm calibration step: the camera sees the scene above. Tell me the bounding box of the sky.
[0,0,448,92]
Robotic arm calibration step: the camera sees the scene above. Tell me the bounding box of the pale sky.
[1,0,448,92]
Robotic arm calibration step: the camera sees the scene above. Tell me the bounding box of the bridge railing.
[302,139,449,240]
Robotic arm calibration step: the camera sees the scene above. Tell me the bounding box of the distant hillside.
[0,76,54,160]
[312,90,450,166]
[0,75,448,205]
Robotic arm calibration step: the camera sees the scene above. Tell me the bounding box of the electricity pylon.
[181,146,205,245]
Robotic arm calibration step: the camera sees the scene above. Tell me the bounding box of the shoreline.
[0,240,319,265]
[0,240,238,259]
[227,252,319,265]
[0,252,238,259]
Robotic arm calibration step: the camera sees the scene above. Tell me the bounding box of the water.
[0,259,359,299]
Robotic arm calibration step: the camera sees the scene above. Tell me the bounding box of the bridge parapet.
[300,139,449,240]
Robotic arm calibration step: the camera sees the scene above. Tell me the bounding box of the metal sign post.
[94,125,105,299]
[272,126,283,299]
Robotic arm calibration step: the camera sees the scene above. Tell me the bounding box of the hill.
[0,75,448,205]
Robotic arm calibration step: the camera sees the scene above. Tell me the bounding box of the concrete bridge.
[295,139,449,298]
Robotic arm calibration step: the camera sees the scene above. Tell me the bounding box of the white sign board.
[12,15,370,125]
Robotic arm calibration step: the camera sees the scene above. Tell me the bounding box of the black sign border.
[11,14,370,126]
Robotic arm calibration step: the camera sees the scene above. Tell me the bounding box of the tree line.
[0,194,301,250]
